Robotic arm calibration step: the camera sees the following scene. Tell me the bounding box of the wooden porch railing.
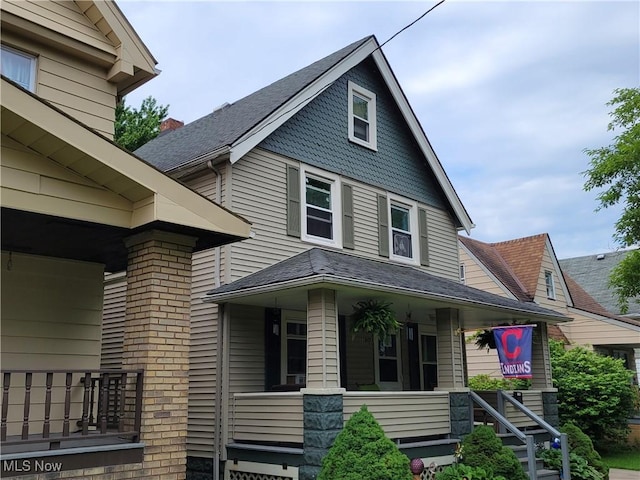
[343,391,451,440]
[229,391,452,446]
[1,369,143,450]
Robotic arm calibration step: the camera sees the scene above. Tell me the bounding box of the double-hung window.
[301,166,341,247]
[388,195,419,265]
[544,270,556,299]
[282,316,307,386]
[348,81,377,150]
[1,45,36,92]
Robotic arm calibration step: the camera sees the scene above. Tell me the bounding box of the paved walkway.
[609,468,639,480]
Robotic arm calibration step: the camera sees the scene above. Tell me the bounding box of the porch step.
[530,468,560,480]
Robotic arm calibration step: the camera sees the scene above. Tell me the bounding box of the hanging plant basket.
[351,299,400,340]
[474,329,497,350]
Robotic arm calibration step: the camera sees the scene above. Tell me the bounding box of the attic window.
[348,81,377,150]
[544,270,556,300]
[1,45,36,92]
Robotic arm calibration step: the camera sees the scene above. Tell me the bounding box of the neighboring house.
[559,249,640,379]
[0,1,251,479]
[559,249,640,320]
[459,234,640,383]
[104,36,570,480]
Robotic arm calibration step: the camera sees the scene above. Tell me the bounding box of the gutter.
[166,146,231,179]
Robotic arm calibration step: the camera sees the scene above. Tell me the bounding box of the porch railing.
[470,390,570,480]
[1,369,143,451]
[344,391,451,441]
[231,392,304,444]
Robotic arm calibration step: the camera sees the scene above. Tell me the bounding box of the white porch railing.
[343,391,451,440]
[231,392,304,444]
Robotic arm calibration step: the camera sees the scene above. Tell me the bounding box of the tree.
[549,340,638,449]
[115,96,169,152]
[584,87,640,313]
[317,405,411,480]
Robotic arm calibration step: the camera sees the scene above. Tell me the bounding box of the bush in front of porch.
[317,405,411,480]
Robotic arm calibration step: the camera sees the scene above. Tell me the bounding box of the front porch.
[0,369,144,477]
[205,249,568,479]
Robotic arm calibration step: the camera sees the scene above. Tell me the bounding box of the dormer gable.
[460,233,572,306]
[1,0,157,96]
[136,35,474,234]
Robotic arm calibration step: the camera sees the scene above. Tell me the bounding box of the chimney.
[160,117,184,133]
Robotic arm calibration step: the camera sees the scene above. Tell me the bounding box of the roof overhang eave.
[203,274,569,323]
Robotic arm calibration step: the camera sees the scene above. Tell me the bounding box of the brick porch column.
[122,230,197,480]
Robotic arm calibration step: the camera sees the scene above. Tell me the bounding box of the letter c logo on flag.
[502,328,522,360]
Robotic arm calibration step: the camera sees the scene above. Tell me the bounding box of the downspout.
[207,159,223,288]
[206,159,223,480]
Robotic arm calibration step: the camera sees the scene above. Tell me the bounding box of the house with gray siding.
[103,35,570,480]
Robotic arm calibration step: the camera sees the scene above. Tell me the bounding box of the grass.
[600,447,640,471]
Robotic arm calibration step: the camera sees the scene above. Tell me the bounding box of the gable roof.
[459,235,532,301]
[560,249,640,318]
[136,35,474,233]
[204,247,568,324]
[1,0,158,95]
[460,233,639,330]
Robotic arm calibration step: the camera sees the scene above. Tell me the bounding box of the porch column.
[436,308,466,389]
[305,288,341,389]
[122,230,197,480]
[531,322,553,389]
[300,288,345,480]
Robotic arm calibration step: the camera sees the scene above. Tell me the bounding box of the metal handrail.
[499,391,570,480]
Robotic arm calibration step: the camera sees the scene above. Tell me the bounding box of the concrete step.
[531,468,560,480]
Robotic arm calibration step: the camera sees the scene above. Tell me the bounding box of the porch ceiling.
[205,248,570,329]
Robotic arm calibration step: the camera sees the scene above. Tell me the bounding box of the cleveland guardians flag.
[493,325,534,379]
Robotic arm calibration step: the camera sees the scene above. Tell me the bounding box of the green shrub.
[537,448,604,480]
[562,422,609,479]
[317,405,411,480]
[468,374,531,391]
[435,463,505,480]
[459,425,527,480]
[549,340,638,448]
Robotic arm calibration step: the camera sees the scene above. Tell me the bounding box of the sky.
[118,0,640,260]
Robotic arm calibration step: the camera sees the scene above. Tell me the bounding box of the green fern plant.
[351,299,400,340]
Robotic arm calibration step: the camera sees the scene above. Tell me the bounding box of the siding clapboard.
[100,271,126,369]
[230,148,461,282]
[1,252,104,371]
[1,28,117,137]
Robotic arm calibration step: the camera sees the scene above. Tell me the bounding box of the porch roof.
[204,248,569,325]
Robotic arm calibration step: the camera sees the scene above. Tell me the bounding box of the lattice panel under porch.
[228,473,294,480]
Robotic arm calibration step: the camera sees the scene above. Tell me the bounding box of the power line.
[241,0,447,139]
[380,0,447,49]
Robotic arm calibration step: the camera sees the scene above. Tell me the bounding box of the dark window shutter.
[407,323,421,390]
[342,184,354,249]
[287,166,301,237]
[264,308,282,391]
[377,194,389,257]
[418,207,429,266]
[338,315,348,388]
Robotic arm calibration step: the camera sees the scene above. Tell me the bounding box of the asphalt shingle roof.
[560,250,640,320]
[135,36,372,171]
[205,248,567,321]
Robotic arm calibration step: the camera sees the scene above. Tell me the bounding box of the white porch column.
[436,308,466,389]
[305,288,341,390]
